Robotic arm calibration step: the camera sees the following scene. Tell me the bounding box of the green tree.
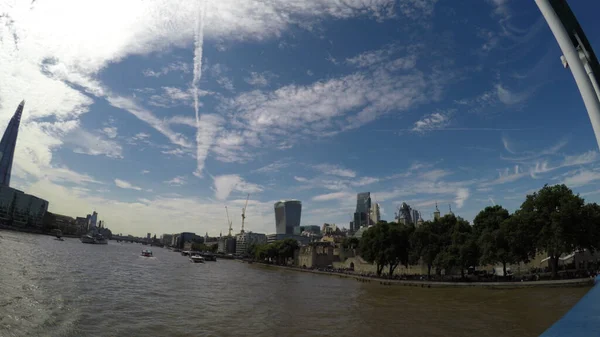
[253,243,269,260]
[432,214,477,278]
[518,184,590,278]
[360,223,389,276]
[409,220,441,278]
[453,221,479,278]
[360,222,413,277]
[474,205,514,276]
[386,223,413,276]
[342,237,360,250]
[278,238,299,264]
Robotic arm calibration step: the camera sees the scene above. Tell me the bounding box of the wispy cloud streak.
[192,0,210,177]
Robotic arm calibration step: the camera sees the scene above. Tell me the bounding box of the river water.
[0,231,590,337]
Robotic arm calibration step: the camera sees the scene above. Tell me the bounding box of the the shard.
[0,100,24,186]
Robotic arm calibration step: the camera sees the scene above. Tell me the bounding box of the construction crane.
[225,206,233,237]
[241,193,250,233]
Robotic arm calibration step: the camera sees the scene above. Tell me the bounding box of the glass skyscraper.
[353,192,371,232]
[274,200,302,234]
[0,100,24,187]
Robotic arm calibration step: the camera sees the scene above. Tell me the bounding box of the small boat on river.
[190,255,205,263]
[80,227,107,244]
[141,249,153,257]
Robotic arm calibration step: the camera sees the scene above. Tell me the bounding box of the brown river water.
[0,230,589,337]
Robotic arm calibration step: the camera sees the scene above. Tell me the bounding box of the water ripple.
[0,230,590,337]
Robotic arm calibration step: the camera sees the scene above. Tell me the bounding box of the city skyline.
[3,1,600,237]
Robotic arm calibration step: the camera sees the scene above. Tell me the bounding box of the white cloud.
[495,84,532,105]
[114,179,142,191]
[313,164,356,178]
[347,47,393,67]
[164,176,187,187]
[399,0,438,19]
[294,176,309,182]
[419,169,451,181]
[563,169,600,188]
[563,151,598,166]
[222,66,429,155]
[148,87,193,108]
[141,170,150,174]
[253,160,290,174]
[501,137,568,161]
[210,63,235,91]
[143,62,190,78]
[23,179,278,236]
[480,165,528,186]
[245,71,274,87]
[412,111,451,133]
[351,177,380,186]
[312,191,353,202]
[454,188,469,208]
[194,114,224,177]
[66,127,123,159]
[161,148,189,157]
[106,95,192,148]
[213,174,263,200]
[502,135,516,154]
[102,126,118,139]
[487,0,510,19]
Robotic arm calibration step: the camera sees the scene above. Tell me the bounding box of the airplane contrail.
[192,0,214,178]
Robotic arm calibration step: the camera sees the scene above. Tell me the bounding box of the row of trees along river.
[351,184,600,279]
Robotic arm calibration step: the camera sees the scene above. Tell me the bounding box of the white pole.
[535,0,600,151]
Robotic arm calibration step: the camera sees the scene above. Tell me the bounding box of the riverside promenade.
[249,262,595,289]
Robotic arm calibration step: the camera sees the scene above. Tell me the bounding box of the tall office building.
[370,202,381,224]
[0,101,24,187]
[353,192,371,232]
[89,211,98,229]
[274,200,302,234]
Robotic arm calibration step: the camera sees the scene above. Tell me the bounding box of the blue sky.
[2,0,600,236]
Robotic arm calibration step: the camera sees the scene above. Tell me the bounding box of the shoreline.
[247,262,595,289]
[0,226,79,238]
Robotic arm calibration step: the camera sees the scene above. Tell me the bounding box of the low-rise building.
[297,242,338,269]
[235,232,267,256]
[0,185,48,227]
[217,236,237,254]
[177,232,203,249]
[42,212,77,235]
[161,234,173,246]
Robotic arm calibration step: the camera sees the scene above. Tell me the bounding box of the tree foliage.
[409,221,440,278]
[357,184,600,280]
[474,205,514,277]
[359,222,413,277]
[252,238,300,265]
[517,184,593,278]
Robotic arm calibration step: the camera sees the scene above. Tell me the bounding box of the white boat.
[189,255,205,263]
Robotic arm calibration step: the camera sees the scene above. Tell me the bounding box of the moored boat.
[202,252,217,261]
[189,255,205,263]
[80,230,108,244]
